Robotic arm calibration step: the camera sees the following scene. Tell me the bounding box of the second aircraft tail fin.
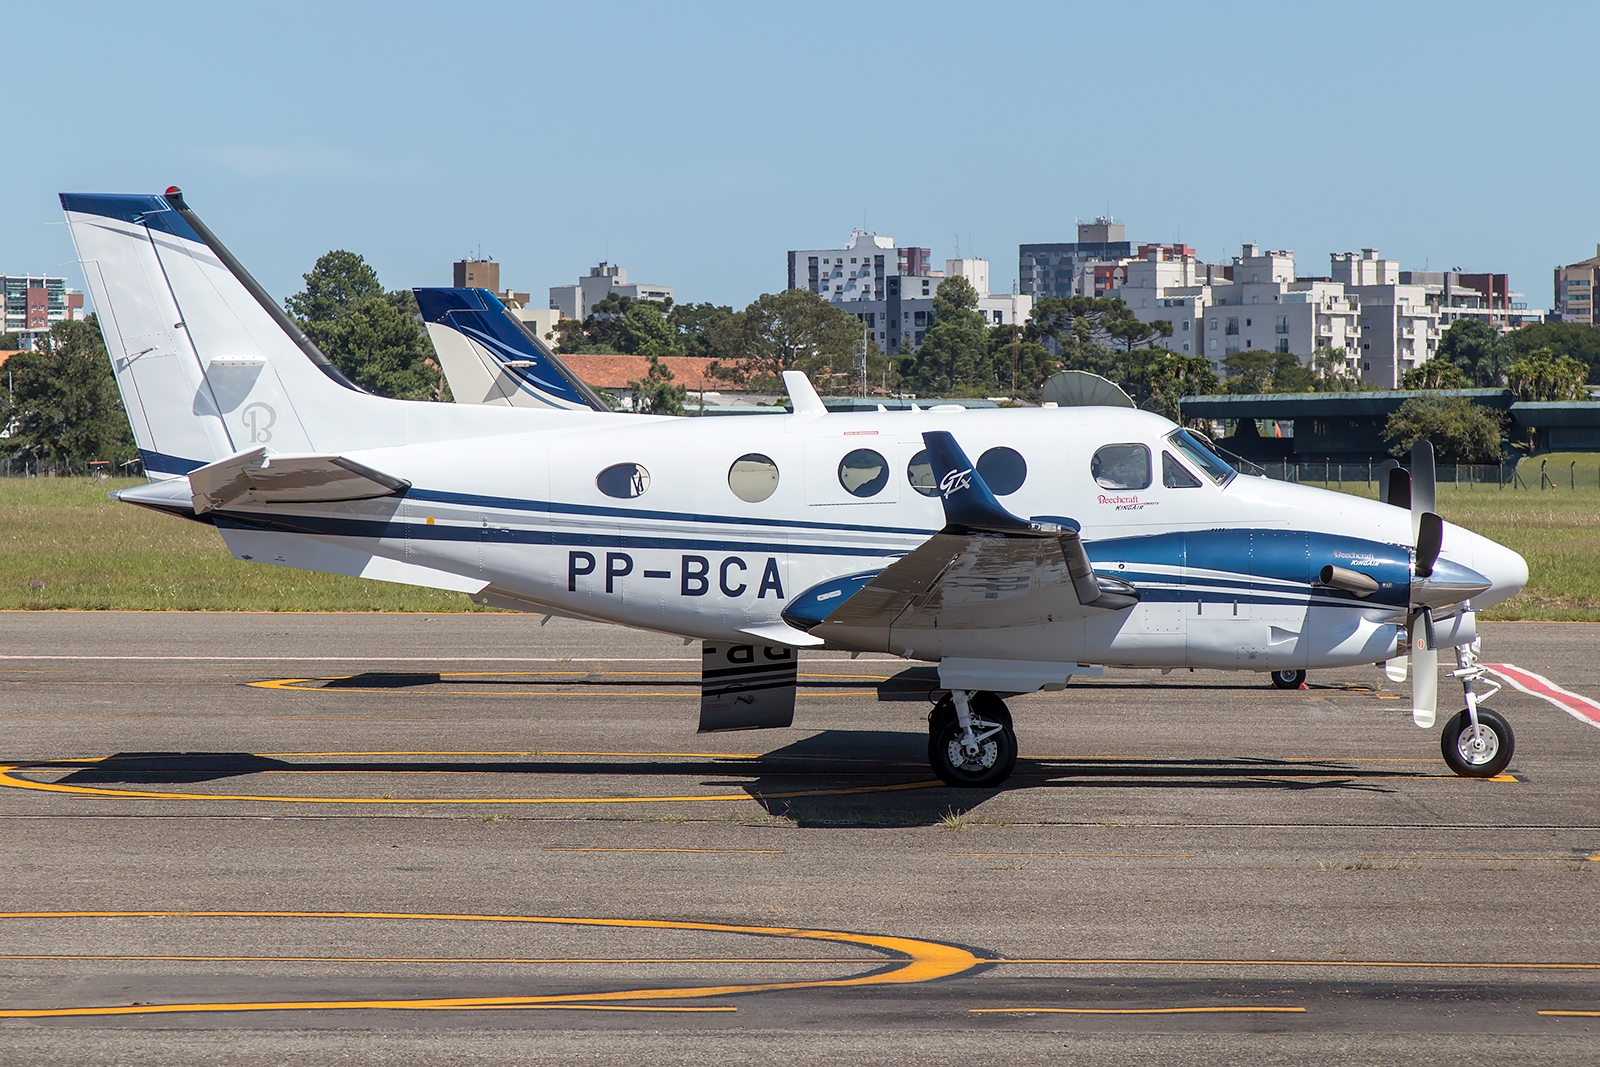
[415,288,607,411]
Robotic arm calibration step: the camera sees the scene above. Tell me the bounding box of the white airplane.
[62,189,1528,788]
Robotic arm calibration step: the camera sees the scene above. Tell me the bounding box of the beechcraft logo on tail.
[940,467,973,498]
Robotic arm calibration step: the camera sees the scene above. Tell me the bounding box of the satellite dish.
[1040,370,1136,409]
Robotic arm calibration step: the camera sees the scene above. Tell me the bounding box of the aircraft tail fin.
[59,188,446,479]
[415,288,607,411]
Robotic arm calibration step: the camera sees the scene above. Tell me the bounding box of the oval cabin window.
[976,446,1027,496]
[906,449,939,497]
[596,463,650,499]
[837,449,889,498]
[728,453,779,503]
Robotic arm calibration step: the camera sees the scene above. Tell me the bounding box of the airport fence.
[0,458,128,479]
[1256,460,1600,492]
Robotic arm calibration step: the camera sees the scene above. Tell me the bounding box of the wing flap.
[814,529,1136,647]
[189,447,411,514]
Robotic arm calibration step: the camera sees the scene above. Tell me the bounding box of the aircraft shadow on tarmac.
[34,737,1398,829]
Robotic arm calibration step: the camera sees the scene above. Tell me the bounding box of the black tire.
[1440,707,1514,779]
[1270,669,1307,690]
[928,693,1017,788]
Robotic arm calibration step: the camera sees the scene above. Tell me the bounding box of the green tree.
[554,295,686,357]
[1402,359,1469,390]
[1504,346,1589,402]
[669,302,736,359]
[1382,396,1503,463]
[627,354,686,415]
[1436,319,1509,387]
[284,250,383,323]
[707,289,878,392]
[1502,321,1600,383]
[1138,352,1220,422]
[619,299,681,356]
[1310,347,1373,392]
[0,317,136,468]
[1106,314,1174,352]
[286,251,442,400]
[1221,350,1309,393]
[985,328,1057,399]
[901,277,994,395]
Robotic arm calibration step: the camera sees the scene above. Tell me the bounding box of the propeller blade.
[1376,460,1409,509]
[1410,609,1437,728]
[1384,657,1408,683]
[1415,512,1443,579]
[1410,440,1436,540]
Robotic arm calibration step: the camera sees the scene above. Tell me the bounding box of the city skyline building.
[1554,245,1600,325]
[549,262,673,321]
[786,230,938,354]
[2,275,85,349]
[1018,218,1133,300]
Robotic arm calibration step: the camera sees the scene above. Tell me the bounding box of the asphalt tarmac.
[1,611,1598,1065]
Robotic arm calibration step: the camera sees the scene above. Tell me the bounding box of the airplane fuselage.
[206,404,1524,672]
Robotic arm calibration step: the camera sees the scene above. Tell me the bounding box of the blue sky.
[4,1,1594,313]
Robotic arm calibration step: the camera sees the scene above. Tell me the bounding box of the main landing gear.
[929,690,1017,788]
[1441,639,1515,778]
[1270,669,1307,690]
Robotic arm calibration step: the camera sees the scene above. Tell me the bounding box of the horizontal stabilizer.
[189,448,410,514]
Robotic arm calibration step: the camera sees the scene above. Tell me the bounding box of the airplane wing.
[187,447,411,514]
[805,430,1136,648]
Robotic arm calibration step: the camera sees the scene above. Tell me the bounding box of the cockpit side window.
[1166,429,1235,485]
[1162,451,1202,488]
[1091,443,1152,490]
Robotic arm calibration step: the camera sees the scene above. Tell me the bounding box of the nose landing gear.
[928,690,1017,788]
[1441,639,1514,778]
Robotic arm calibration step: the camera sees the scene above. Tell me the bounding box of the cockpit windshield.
[1166,429,1235,485]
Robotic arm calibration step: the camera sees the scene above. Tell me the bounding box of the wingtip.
[920,430,1035,535]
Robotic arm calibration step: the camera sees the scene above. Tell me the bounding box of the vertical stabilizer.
[416,288,607,411]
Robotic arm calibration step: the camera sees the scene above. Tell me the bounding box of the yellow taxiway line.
[0,909,981,1020]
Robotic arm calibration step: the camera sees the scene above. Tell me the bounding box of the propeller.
[1372,442,1452,724]
[1406,440,1440,728]
[1376,458,1409,509]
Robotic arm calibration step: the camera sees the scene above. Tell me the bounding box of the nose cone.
[1443,523,1527,610]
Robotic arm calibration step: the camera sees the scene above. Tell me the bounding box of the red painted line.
[1485,664,1600,730]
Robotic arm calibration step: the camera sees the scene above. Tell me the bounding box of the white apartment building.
[785,236,1033,353]
[2,275,86,348]
[945,258,989,298]
[1112,244,1332,368]
[1110,243,1458,386]
[943,256,1033,326]
[1332,249,1440,387]
[1554,245,1600,325]
[549,263,673,320]
[787,230,942,353]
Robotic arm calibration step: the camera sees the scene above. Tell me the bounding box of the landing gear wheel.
[1270,669,1307,690]
[928,692,1017,788]
[1440,707,1514,779]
